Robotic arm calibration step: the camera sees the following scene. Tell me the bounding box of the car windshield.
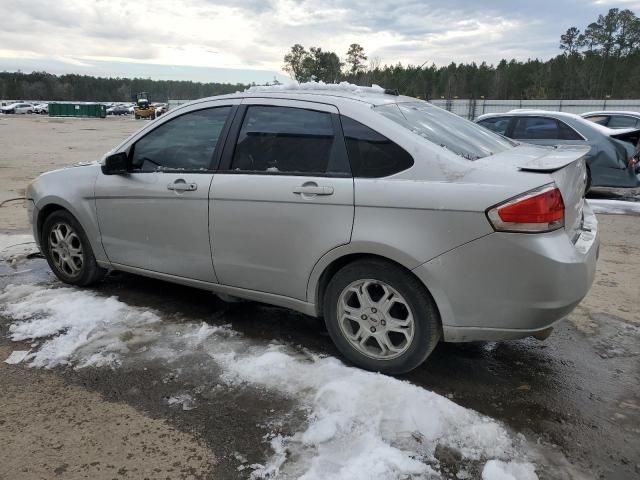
[374,101,517,160]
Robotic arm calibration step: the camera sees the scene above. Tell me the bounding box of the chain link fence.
[429,99,640,120]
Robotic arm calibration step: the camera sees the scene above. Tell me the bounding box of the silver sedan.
[26,86,599,373]
[476,110,640,188]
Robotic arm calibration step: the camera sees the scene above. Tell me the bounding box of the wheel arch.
[34,195,109,264]
[310,248,440,321]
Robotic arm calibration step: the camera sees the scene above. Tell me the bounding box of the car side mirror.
[101,152,130,175]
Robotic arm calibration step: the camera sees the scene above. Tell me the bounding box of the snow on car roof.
[239,81,410,105]
[246,80,388,95]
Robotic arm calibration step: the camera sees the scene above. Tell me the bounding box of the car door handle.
[293,185,334,196]
[167,180,197,192]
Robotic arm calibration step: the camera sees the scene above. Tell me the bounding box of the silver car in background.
[26,86,599,374]
[582,110,640,129]
[476,110,640,188]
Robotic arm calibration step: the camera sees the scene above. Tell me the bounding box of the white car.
[582,111,640,129]
[1,102,35,114]
[33,103,49,115]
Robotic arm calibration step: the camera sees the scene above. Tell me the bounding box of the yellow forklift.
[133,92,156,120]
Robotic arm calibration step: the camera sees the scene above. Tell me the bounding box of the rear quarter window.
[340,116,414,177]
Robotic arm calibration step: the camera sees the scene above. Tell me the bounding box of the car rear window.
[608,115,640,129]
[374,101,516,161]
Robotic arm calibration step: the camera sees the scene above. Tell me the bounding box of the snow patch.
[4,350,31,364]
[0,284,231,369]
[482,460,538,480]
[247,81,386,96]
[0,282,538,479]
[588,199,640,215]
[215,347,536,479]
[168,393,196,411]
[0,233,38,265]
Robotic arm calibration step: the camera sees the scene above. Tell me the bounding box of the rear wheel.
[323,259,441,374]
[42,210,106,286]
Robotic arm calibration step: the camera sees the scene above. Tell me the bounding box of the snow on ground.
[0,282,539,479]
[588,199,640,215]
[0,233,38,266]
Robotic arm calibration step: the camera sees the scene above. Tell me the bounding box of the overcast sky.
[1,0,639,83]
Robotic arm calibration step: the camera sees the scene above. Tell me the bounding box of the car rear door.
[511,116,585,146]
[95,101,238,283]
[210,99,354,300]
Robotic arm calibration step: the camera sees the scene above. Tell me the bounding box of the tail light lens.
[487,185,565,233]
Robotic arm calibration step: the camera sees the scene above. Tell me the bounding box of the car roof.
[193,82,416,108]
[581,110,640,117]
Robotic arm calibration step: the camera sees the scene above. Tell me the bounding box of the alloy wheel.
[337,279,415,360]
[48,222,84,277]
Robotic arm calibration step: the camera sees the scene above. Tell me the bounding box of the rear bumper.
[413,204,599,342]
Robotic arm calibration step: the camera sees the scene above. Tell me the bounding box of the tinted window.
[375,102,516,161]
[231,106,346,175]
[477,117,511,135]
[608,115,639,129]
[558,121,583,140]
[131,107,230,172]
[341,116,413,177]
[513,117,561,140]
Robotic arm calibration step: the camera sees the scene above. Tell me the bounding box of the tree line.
[0,71,246,102]
[2,7,639,102]
[283,7,640,99]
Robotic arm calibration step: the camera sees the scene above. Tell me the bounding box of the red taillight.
[487,185,565,233]
[629,156,638,168]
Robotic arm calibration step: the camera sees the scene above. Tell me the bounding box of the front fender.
[29,165,108,263]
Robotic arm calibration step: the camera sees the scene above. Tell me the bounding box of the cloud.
[1,0,639,82]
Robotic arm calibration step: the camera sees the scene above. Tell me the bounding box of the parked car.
[582,111,640,129]
[155,104,168,117]
[1,102,35,114]
[33,103,49,115]
[107,105,130,116]
[26,87,599,374]
[476,110,640,188]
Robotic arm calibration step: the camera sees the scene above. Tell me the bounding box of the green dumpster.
[49,103,107,118]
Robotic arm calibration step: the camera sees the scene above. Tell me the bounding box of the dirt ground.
[0,115,140,230]
[0,115,639,479]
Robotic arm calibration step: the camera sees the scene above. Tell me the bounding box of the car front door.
[95,102,238,283]
[210,100,354,300]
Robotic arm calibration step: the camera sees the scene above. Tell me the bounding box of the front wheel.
[42,210,106,286]
[323,259,441,374]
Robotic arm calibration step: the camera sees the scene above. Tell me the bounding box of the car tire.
[27,110,32,114]
[323,258,441,374]
[41,210,106,286]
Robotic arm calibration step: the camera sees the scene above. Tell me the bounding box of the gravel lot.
[0,115,639,479]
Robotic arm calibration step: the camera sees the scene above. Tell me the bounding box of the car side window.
[557,121,583,140]
[585,115,609,126]
[513,117,561,140]
[230,106,347,175]
[131,107,231,172]
[478,117,511,135]
[608,115,639,129]
[341,116,414,178]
